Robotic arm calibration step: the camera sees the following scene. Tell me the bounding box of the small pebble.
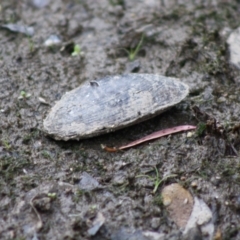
[191,181,198,188]
[78,172,99,191]
[39,97,49,105]
[44,35,61,47]
[214,228,222,240]
[217,96,226,103]
[143,195,153,206]
[1,23,34,36]
[227,27,240,70]
[112,171,127,185]
[150,217,160,230]
[187,131,194,138]
[32,0,50,8]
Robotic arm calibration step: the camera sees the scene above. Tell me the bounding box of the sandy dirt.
[1,0,240,239]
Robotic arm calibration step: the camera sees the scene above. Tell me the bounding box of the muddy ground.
[1,0,240,239]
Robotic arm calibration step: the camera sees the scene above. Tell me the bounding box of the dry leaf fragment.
[119,125,196,150]
[102,125,196,152]
[161,183,194,228]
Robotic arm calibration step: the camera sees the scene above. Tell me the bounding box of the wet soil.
[1,0,240,239]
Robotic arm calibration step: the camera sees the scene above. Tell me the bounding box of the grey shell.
[43,74,189,141]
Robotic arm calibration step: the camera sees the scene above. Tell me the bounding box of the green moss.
[108,0,124,6]
[196,122,207,136]
[2,139,11,150]
[153,194,163,206]
[162,5,187,21]
[0,155,29,182]
[41,150,53,160]
[22,130,40,144]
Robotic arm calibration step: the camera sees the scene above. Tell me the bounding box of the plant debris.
[193,106,240,156]
[102,125,196,151]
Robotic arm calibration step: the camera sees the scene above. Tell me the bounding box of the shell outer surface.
[43,74,189,140]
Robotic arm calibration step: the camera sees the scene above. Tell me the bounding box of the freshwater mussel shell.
[43,74,189,140]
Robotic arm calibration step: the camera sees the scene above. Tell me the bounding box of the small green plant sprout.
[28,36,35,53]
[41,150,52,160]
[196,122,207,136]
[137,166,177,194]
[90,204,97,211]
[2,139,11,150]
[71,44,81,56]
[18,90,31,100]
[123,34,144,61]
[47,192,57,200]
